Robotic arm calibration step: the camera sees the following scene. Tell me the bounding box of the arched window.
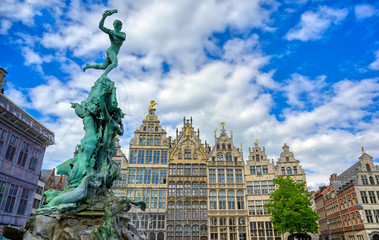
[287,167,292,175]
[184,225,191,240]
[149,232,155,240]
[178,164,183,175]
[366,164,371,172]
[228,144,231,149]
[200,182,206,196]
[184,202,191,219]
[222,144,225,149]
[228,190,235,209]
[192,225,199,238]
[219,191,226,209]
[169,182,175,196]
[210,191,217,209]
[184,182,191,196]
[177,201,183,219]
[175,225,183,239]
[370,176,375,185]
[200,201,207,219]
[169,164,176,175]
[217,154,223,161]
[157,232,164,240]
[185,164,191,175]
[281,167,285,175]
[168,202,175,219]
[167,225,174,240]
[226,154,232,161]
[217,144,220,150]
[192,201,199,218]
[192,164,199,175]
[176,182,183,196]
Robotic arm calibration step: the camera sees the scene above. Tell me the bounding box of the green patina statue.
[37,9,145,240]
[83,9,126,77]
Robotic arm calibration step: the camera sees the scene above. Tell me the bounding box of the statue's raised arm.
[83,9,125,77]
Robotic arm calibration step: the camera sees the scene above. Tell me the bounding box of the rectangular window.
[209,169,216,183]
[218,169,225,183]
[0,127,7,153]
[237,191,244,209]
[262,165,268,174]
[227,169,234,183]
[361,175,368,185]
[365,210,373,223]
[147,135,153,145]
[184,164,191,175]
[361,191,368,204]
[200,165,206,175]
[192,183,199,196]
[153,151,160,164]
[0,180,6,204]
[136,170,143,184]
[254,181,261,195]
[161,151,167,164]
[17,141,30,167]
[293,166,298,174]
[28,148,40,171]
[139,135,146,145]
[144,170,151,184]
[17,188,30,215]
[4,184,18,213]
[148,124,154,131]
[282,167,285,175]
[184,149,191,159]
[5,134,19,161]
[250,166,255,174]
[130,150,137,164]
[160,170,167,184]
[138,150,145,164]
[154,135,161,145]
[246,182,253,195]
[236,169,242,183]
[257,166,262,175]
[146,150,152,164]
[368,191,376,203]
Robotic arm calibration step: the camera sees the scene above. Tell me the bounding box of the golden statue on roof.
[221,122,225,126]
[254,139,258,144]
[148,100,158,111]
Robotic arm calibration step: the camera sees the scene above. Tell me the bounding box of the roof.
[333,161,360,191]
[40,169,53,182]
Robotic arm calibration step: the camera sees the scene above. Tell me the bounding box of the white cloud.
[285,6,348,41]
[369,50,379,70]
[354,4,377,20]
[283,74,327,108]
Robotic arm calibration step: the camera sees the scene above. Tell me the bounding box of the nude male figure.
[83,10,126,77]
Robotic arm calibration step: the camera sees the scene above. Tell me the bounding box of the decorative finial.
[143,114,145,120]
[240,143,243,149]
[230,130,233,135]
[135,124,137,131]
[186,127,189,136]
[165,126,167,132]
[148,100,158,111]
[124,148,127,155]
[158,115,160,120]
[254,139,258,144]
[362,146,365,153]
[221,122,225,126]
[206,143,209,148]
[214,128,217,135]
[115,134,118,138]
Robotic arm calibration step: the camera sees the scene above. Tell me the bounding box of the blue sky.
[1,0,378,189]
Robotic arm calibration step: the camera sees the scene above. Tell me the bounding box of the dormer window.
[366,164,371,172]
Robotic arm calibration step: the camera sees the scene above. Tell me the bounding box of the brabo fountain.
[4,9,146,240]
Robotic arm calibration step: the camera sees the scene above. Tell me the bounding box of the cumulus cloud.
[4,0,379,191]
[369,50,379,70]
[354,4,377,20]
[285,6,348,41]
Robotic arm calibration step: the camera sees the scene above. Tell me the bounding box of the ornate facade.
[314,150,379,240]
[167,117,208,240]
[122,106,170,240]
[112,104,313,240]
[245,142,307,240]
[207,123,247,240]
